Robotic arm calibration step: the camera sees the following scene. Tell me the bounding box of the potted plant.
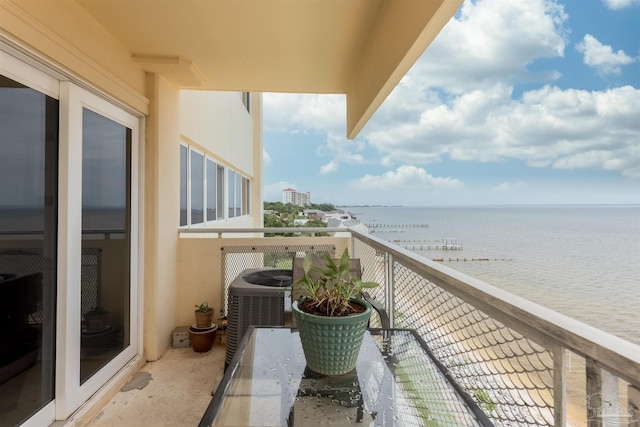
[188,323,218,352]
[84,305,110,331]
[293,249,379,375]
[194,301,214,328]
[190,302,217,352]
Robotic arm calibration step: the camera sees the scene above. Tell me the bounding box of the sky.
[262,0,640,206]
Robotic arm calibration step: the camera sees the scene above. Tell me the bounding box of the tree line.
[263,201,336,234]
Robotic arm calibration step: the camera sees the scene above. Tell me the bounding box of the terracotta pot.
[188,324,218,352]
[84,312,110,332]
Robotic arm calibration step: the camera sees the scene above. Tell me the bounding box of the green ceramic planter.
[293,298,372,375]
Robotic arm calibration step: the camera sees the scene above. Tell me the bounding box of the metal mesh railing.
[352,240,554,425]
[0,247,102,322]
[220,244,335,316]
[375,329,488,426]
[392,262,554,425]
[350,232,640,427]
[204,228,640,426]
[80,248,103,316]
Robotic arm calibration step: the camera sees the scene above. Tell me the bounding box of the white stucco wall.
[180,90,254,177]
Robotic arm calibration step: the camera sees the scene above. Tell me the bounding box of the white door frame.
[56,82,141,418]
[1,47,144,424]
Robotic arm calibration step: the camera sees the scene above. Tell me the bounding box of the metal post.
[385,252,394,328]
[553,344,567,426]
[629,385,639,427]
[586,358,602,427]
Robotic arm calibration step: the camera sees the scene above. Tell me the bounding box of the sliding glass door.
[0,71,58,427]
[57,82,140,418]
[80,108,132,384]
[1,50,141,425]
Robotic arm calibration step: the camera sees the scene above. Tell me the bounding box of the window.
[235,172,241,217]
[227,169,250,219]
[179,144,248,225]
[227,170,236,218]
[0,73,58,422]
[190,150,204,225]
[242,177,250,215]
[206,158,224,222]
[180,145,188,226]
[81,107,131,384]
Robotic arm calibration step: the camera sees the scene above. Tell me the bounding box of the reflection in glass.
[80,108,131,383]
[242,177,250,216]
[0,75,58,425]
[235,173,242,217]
[180,145,188,226]
[217,165,225,220]
[190,151,204,225]
[228,170,236,218]
[206,158,217,221]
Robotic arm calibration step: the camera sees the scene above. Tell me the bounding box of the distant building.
[303,209,324,220]
[282,188,311,207]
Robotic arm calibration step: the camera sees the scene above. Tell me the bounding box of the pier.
[365,223,429,233]
[392,238,462,250]
[432,257,513,262]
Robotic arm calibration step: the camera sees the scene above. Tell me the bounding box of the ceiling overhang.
[76,0,463,138]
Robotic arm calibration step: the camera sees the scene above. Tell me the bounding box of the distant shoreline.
[339,203,639,208]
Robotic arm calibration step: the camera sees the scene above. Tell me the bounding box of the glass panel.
[0,75,57,425]
[206,158,217,221]
[227,170,236,218]
[242,177,250,215]
[235,173,241,217]
[81,108,130,384]
[217,165,224,220]
[190,150,203,225]
[180,145,187,226]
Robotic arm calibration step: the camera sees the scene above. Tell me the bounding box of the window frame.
[179,143,251,226]
[188,147,205,226]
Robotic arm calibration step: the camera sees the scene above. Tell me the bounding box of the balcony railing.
[180,227,640,426]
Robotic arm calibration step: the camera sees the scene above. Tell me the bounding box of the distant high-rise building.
[282,188,311,206]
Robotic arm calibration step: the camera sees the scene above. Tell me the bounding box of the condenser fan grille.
[242,269,292,287]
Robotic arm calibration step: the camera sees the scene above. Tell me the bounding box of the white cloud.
[408,0,568,94]
[602,0,640,10]
[263,0,640,205]
[353,166,464,191]
[365,83,640,179]
[576,34,634,75]
[492,181,527,192]
[491,85,640,177]
[263,93,346,134]
[320,161,339,175]
[263,149,271,165]
[263,181,297,202]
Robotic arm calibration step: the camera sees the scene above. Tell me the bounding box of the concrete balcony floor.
[83,338,226,427]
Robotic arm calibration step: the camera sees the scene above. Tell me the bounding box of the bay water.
[347,205,640,346]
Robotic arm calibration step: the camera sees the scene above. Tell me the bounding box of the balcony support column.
[629,385,639,427]
[553,344,567,426]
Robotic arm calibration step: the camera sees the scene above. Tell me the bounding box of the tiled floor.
[82,339,226,427]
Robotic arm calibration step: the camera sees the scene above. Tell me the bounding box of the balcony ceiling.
[75,0,463,138]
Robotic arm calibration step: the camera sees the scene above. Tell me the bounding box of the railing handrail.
[179,227,350,235]
[350,227,640,387]
[182,225,640,388]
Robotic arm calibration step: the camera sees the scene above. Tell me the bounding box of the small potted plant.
[194,302,214,328]
[293,249,378,375]
[84,305,110,331]
[190,302,217,352]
